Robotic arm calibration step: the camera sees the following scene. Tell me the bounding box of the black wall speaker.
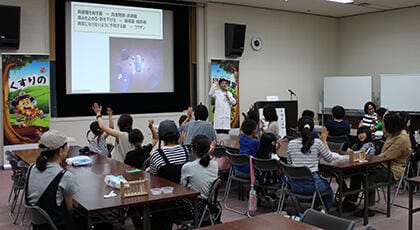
[225,23,246,58]
[0,5,20,50]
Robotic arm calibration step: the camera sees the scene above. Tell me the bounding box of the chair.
[6,151,27,224]
[277,161,330,213]
[223,151,250,215]
[327,141,346,152]
[301,208,355,230]
[22,204,58,230]
[390,154,414,207]
[326,135,350,151]
[251,158,283,207]
[174,178,223,229]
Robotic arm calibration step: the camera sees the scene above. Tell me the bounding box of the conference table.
[200,213,321,230]
[13,148,200,230]
[216,134,394,226]
[407,176,420,230]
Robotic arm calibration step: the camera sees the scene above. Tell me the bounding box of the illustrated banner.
[2,54,50,152]
[209,59,239,129]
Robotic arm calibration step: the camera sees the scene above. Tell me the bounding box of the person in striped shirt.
[287,116,334,211]
[149,120,189,183]
[359,101,377,128]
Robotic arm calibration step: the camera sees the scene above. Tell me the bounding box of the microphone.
[288,89,297,96]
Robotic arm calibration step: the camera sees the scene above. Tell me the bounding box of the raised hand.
[92,102,102,115]
[106,107,113,116]
[148,119,154,128]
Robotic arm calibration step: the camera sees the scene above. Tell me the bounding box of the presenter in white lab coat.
[209,78,236,134]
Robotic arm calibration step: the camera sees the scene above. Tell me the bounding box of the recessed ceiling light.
[326,0,354,3]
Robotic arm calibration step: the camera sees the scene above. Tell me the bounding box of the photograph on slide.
[109,37,173,93]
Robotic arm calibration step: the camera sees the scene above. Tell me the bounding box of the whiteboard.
[380,74,420,111]
[324,76,372,110]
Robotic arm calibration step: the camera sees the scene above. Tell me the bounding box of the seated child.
[359,101,377,128]
[235,119,259,178]
[87,107,113,156]
[124,120,158,169]
[255,133,282,187]
[351,126,376,156]
[325,105,350,136]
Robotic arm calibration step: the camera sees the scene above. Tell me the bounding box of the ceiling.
[184,0,420,18]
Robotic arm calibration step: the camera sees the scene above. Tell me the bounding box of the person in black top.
[124,120,158,169]
[325,105,351,136]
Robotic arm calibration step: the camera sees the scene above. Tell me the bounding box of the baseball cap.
[158,120,178,138]
[39,130,68,151]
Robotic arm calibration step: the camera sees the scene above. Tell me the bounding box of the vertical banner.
[2,54,50,165]
[209,59,239,129]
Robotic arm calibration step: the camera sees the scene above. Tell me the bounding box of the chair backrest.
[226,151,249,166]
[327,141,346,152]
[208,177,223,207]
[279,161,313,181]
[327,135,350,150]
[252,158,281,172]
[25,205,58,230]
[301,208,355,230]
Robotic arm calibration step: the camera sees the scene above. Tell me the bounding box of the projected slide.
[66,2,174,94]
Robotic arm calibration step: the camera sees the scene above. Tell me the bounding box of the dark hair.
[178,115,188,127]
[191,135,211,167]
[129,129,144,150]
[356,126,372,143]
[332,105,345,119]
[160,132,179,146]
[118,114,133,132]
[297,117,314,153]
[263,105,278,122]
[257,133,276,159]
[89,121,101,136]
[218,78,228,85]
[399,111,412,128]
[363,101,376,114]
[241,119,257,136]
[301,110,315,119]
[35,143,67,171]
[383,112,404,135]
[194,104,209,121]
[246,109,259,124]
[376,107,387,118]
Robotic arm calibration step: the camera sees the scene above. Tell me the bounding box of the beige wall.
[200,3,338,119]
[337,6,420,101]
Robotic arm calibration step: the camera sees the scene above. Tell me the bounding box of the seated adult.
[359,101,377,128]
[325,105,350,136]
[180,104,217,145]
[149,120,189,183]
[346,112,411,217]
[25,130,79,230]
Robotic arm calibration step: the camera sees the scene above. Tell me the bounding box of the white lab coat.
[209,84,236,130]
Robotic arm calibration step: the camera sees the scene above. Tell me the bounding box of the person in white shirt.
[208,78,236,134]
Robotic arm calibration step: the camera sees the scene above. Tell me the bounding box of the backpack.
[156,145,189,183]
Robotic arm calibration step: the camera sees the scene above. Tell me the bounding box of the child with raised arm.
[92,102,134,162]
[124,120,158,169]
[87,107,113,156]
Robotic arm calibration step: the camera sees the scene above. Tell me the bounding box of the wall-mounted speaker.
[0,5,20,50]
[225,23,246,58]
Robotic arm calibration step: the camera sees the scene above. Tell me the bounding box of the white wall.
[337,6,420,102]
[202,3,338,121]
